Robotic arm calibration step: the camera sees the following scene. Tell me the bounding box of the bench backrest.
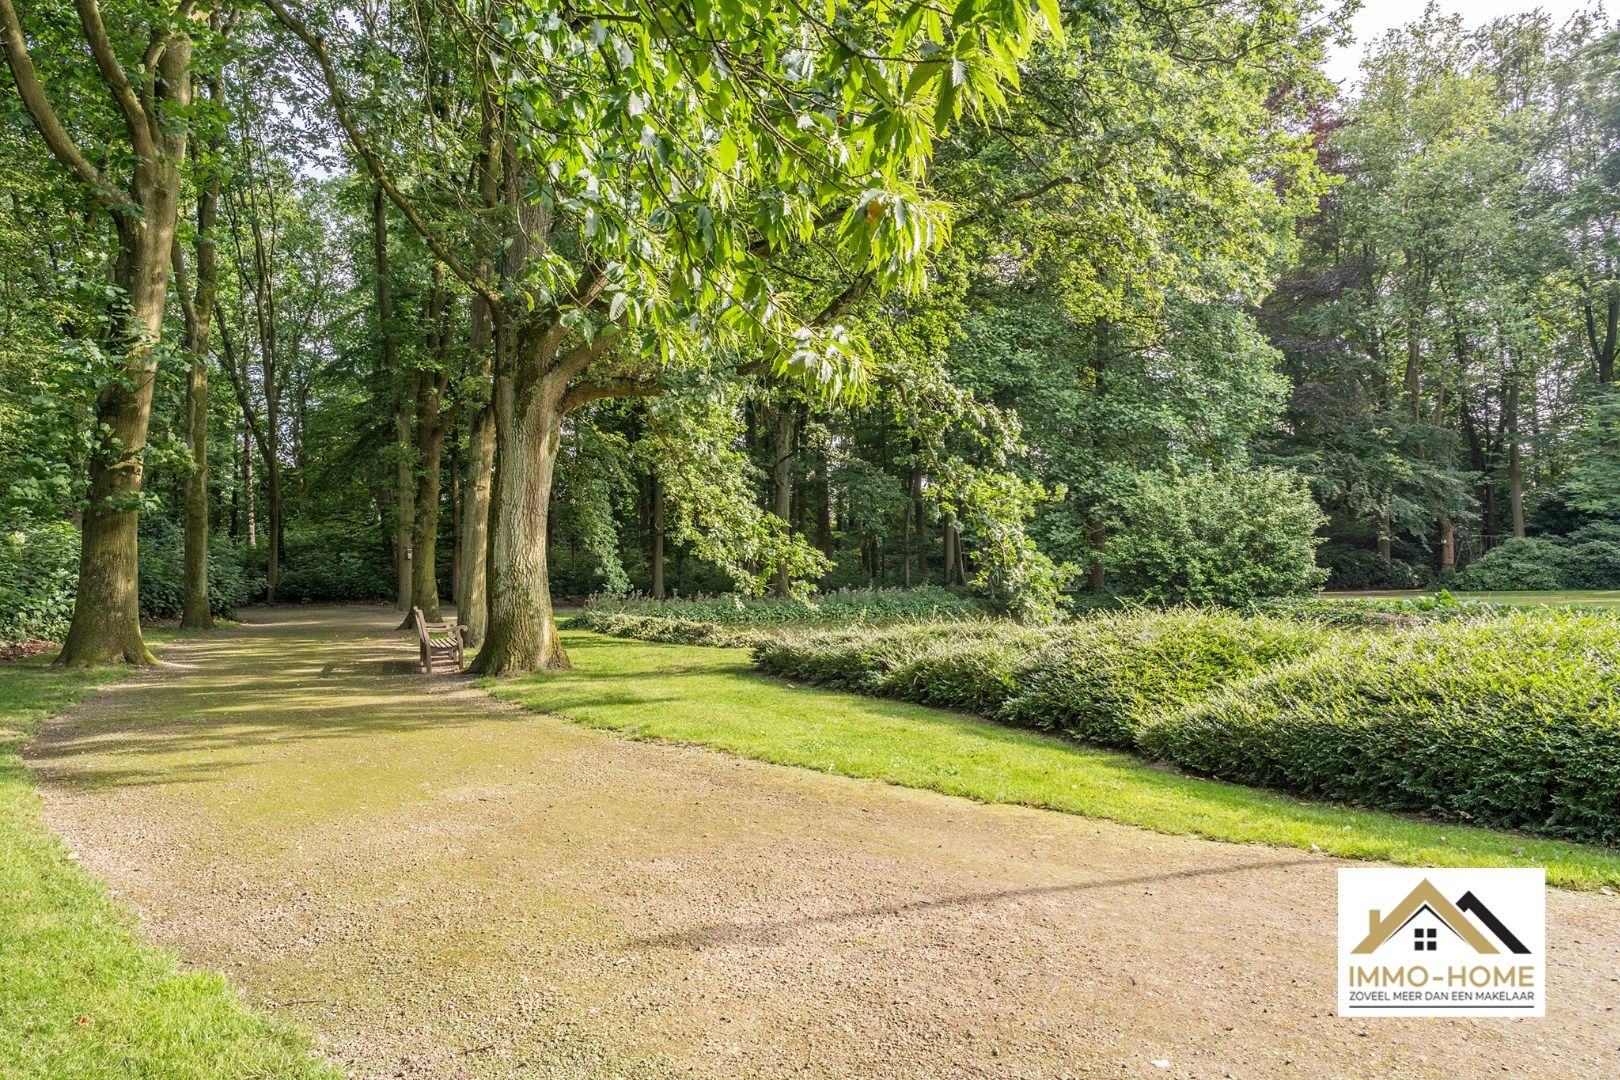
[412,606,429,644]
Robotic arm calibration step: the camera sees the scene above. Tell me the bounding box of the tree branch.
[73,0,156,161]
[560,378,662,414]
[0,0,125,214]
[261,0,501,311]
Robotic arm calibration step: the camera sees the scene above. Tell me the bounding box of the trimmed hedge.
[1142,612,1620,845]
[583,586,989,627]
[753,610,1336,748]
[1447,534,1620,592]
[571,611,763,648]
[997,611,1335,748]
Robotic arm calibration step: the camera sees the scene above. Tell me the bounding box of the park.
[2,0,1619,1077]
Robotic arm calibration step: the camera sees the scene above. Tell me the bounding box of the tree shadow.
[625,857,1321,950]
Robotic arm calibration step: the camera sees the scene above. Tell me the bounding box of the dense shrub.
[997,611,1337,747]
[1106,466,1328,606]
[137,516,257,619]
[1318,544,1429,590]
[1447,537,1571,591]
[753,610,1335,747]
[585,586,989,627]
[276,549,394,603]
[1563,540,1620,589]
[1141,613,1620,845]
[0,520,78,642]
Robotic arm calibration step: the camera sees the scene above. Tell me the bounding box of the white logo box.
[1337,867,1545,1018]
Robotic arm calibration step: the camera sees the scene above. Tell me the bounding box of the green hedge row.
[571,611,764,648]
[2,518,259,643]
[583,585,989,627]
[751,608,1620,845]
[1142,613,1620,845]
[753,610,1336,749]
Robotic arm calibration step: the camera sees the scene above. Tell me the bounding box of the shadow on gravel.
[628,857,1320,950]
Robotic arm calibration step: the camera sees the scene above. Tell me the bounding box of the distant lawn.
[1327,588,1620,609]
[485,630,1620,891]
[0,636,339,1080]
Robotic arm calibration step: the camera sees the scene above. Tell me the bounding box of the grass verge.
[484,630,1620,890]
[0,635,340,1080]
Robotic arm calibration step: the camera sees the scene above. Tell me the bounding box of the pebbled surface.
[25,605,1620,1079]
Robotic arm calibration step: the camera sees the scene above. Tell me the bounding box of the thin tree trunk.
[177,162,219,629]
[815,443,832,558]
[770,402,795,596]
[1507,377,1525,539]
[243,421,256,548]
[409,417,447,621]
[373,187,412,610]
[650,472,665,599]
[459,401,495,644]
[943,521,957,586]
[1378,502,1392,565]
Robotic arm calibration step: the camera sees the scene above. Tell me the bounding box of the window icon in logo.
[1413,927,1437,952]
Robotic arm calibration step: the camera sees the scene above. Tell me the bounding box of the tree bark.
[770,401,795,595]
[1506,376,1525,539]
[176,178,218,628]
[459,401,495,643]
[470,361,569,675]
[373,187,412,610]
[650,472,666,598]
[2,2,197,664]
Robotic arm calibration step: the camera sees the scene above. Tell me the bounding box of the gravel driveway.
[25,606,1620,1078]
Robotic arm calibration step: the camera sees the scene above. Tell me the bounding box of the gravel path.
[25,605,1620,1079]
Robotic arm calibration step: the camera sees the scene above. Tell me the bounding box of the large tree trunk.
[17,16,197,665]
[459,403,495,643]
[57,217,174,666]
[471,359,569,675]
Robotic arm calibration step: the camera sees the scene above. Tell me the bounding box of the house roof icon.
[1351,878,1529,955]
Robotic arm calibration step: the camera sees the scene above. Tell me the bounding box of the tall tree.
[1,0,205,664]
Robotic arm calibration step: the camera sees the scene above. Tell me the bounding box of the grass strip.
[483,630,1620,890]
[0,635,340,1080]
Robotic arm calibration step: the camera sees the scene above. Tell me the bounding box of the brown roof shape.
[1351,878,1499,955]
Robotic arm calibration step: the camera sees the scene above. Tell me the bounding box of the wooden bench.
[412,607,467,674]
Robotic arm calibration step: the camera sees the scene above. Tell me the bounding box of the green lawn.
[486,630,1620,890]
[0,637,339,1080]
